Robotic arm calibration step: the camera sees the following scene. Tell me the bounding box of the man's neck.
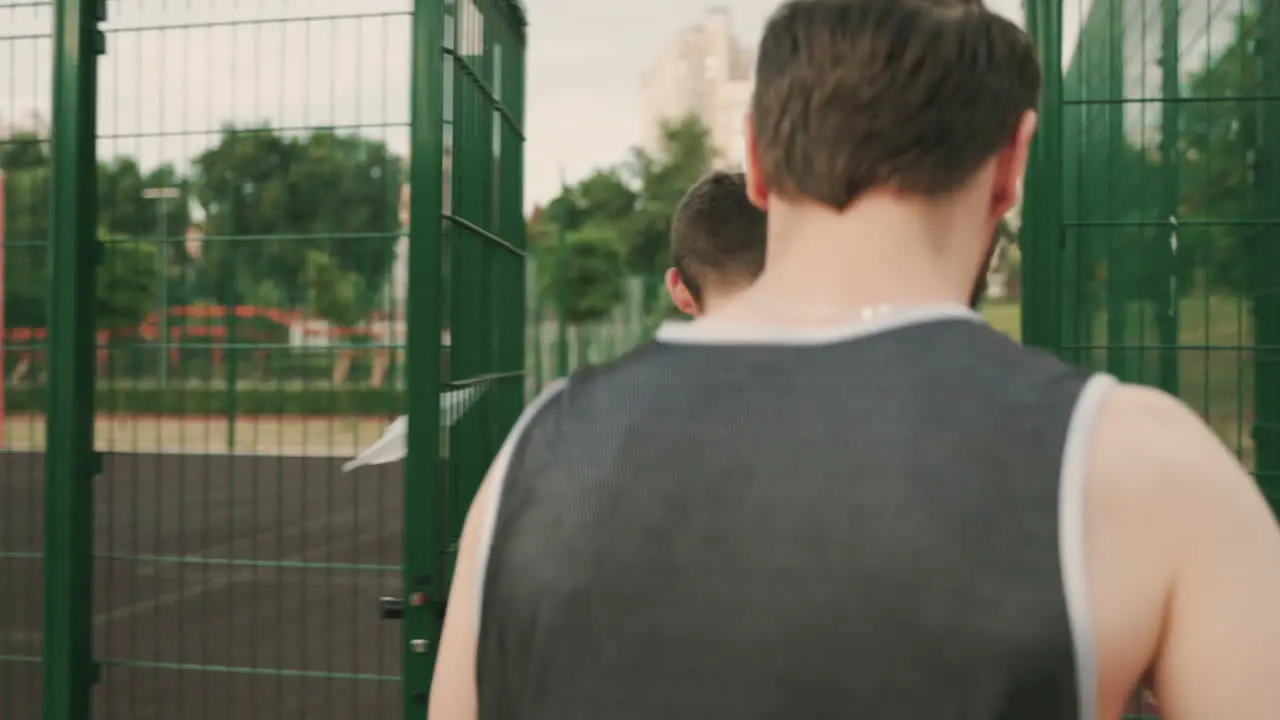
[713,196,982,327]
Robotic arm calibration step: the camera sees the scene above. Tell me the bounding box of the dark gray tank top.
[475,305,1111,720]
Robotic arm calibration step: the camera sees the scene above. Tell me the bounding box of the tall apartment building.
[640,8,754,169]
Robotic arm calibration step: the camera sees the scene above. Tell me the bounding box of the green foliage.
[528,114,717,338]
[1066,8,1259,306]
[2,158,51,328]
[536,225,627,323]
[96,238,160,332]
[98,158,190,239]
[1176,11,1259,296]
[3,123,405,343]
[305,248,367,327]
[0,131,46,171]
[624,115,717,275]
[191,126,403,310]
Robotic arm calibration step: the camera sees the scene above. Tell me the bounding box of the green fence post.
[405,0,446,712]
[530,260,543,394]
[44,0,102,717]
[1157,0,1180,395]
[225,304,238,450]
[1104,1,1131,381]
[1256,0,1280,515]
[1022,0,1064,351]
[555,201,569,377]
[449,0,483,544]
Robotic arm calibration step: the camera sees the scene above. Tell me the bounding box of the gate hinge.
[89,660,102,685]
[90,451,103,477]
[94,29,106,56]
[96,0,107,21]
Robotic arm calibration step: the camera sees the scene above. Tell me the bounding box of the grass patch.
[982,295,1257,467]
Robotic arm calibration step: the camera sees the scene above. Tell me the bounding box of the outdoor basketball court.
[1,428,414,717]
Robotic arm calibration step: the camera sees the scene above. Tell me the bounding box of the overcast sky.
[1,0,1071,212]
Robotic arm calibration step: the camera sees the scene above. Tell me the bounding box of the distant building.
[640,8,754,168]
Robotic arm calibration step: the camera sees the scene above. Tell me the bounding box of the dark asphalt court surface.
[1,452,1163,719]
[1,452,410,718]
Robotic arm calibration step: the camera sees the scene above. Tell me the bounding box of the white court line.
[126,501,390,579]
[93,516,397,626]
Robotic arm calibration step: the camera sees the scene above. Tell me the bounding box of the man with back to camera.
[429,1,1280,718]
[664,170,768,317]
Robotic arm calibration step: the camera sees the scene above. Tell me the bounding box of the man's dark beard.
[968,231,1002,309]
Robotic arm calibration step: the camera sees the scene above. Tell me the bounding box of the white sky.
[0,0,1070,212]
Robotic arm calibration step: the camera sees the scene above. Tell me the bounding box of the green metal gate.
[0,0,527,717]
[1021,2,1280,716]
[1025,0,1280,519]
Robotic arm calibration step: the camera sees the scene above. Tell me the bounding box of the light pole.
[142,186,180,387]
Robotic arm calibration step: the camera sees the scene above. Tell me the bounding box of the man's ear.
[664,267,700,316]
[991,110,1037,218]
[743,115,768,210]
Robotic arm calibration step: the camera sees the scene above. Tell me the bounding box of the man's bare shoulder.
[1084,381,1280,717]
[1089,381,1267,532]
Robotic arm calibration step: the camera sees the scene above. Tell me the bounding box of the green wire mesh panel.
[0,1,52,715]
[88,0,414,715]
[441,0,528,563]
[1059,0,1280,508]
[1059,0,1280,710]
[524,260,652,393]
[1033,0,1280,715]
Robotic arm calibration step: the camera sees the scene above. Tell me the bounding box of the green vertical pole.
[530,260,542,393]
[1105,1,1130,381]
[1061,42,1084,367]
[554,197,568,377]
[451,16,484,541]
[405,0,446,712]
[1256,0,1280,515]
[225,304,238,449]
[157,200,169,387]
[1022,0,1064,352]
[45,0,101,717]
[223,194,238,450]
[1157,0,1180,394]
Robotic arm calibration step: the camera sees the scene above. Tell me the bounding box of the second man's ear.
[743,115,768,211]
[665,267,701,316]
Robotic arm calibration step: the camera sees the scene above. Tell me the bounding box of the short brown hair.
[752,0,1040,209]
[670,171,767,303]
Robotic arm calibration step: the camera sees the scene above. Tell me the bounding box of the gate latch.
[379,596,404,620]
[380,591,429,620]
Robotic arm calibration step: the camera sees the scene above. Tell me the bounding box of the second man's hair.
[670,171,767,303]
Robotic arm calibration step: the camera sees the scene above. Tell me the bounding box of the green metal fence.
[0,0,527,717]
[524,261,653,392]
[1024,0,1279,712]
[0,1,52,714]
[1027,0,1280,504]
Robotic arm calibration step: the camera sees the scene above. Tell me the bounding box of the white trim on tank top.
[654,302,981,345]
[1059,372,1116,720]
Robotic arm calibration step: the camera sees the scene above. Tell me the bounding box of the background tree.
[1177,11,1258,297]
[1,131,51,329]
[623,115,717,277]
[191,126,403,312]
[96,237,160,333]
[535,225,626,325]
[95,237,160,390]
[305,249,368,383]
